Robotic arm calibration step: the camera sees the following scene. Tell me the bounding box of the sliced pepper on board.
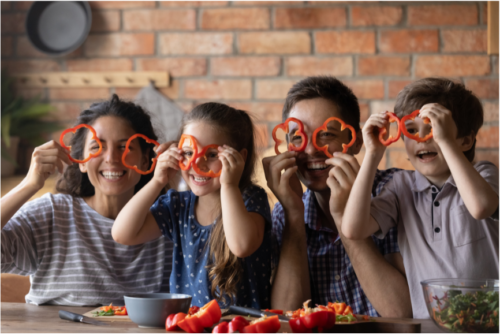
[228,316,250,333]
[400,109,433,143]
[166,312,187,331]
[212,321,229,333]
[177,299,222,333]
[289,310,336,333]
[241,315,281,333]
[264,309,284,315]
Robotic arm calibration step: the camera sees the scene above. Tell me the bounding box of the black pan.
[26,1,91,56]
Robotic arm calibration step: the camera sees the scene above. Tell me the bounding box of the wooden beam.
[488,1,499,55]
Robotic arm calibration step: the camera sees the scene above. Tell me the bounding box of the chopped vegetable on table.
[241,315,281,333]
[92,303,128,317]
[177,299,222,333]
[264,309,284,315]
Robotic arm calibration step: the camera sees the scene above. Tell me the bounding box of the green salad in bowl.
[421,279,499,333]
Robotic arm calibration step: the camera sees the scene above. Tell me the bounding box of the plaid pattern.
[271,168,400,317]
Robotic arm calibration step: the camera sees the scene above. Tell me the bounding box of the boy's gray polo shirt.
[370,161,499,319]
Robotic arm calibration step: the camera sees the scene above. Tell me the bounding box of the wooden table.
[1,303,443,333]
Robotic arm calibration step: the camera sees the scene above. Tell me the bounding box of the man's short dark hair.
[394,78,484,162]
[282,76,361,134]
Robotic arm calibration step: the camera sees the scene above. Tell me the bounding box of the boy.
[342,78,499,318]
[264,76,412,317]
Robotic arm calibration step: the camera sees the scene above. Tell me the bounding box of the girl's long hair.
[56,94,159,197]
[181,102,256,304]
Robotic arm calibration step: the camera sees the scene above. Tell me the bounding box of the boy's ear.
[239,148,248,162]
[348,129,364,155]
[458,132,475,152]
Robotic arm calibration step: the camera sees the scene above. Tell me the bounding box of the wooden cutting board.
[83,307,132,321]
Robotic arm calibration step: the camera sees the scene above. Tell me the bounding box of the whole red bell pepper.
[177,299,222,333]
[228,316,250,333]
[212,321,229,333]
[166,312,187,331]
[289,310,336,333]
[400,109,433,142]
[378,112,401,146]
[241,315,281,333]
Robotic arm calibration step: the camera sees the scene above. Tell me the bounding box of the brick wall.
[2,1,498,171]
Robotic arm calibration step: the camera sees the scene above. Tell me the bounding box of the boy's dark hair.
[282,76,361,134]
[394,78,483,162]
[56,94,158,196]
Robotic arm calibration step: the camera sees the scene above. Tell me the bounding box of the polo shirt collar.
[411,170,457,193]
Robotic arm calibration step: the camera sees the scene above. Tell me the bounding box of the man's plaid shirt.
[271,168,400,317]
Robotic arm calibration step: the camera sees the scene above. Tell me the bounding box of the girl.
[112,102,272,308]
[1,94,172,306]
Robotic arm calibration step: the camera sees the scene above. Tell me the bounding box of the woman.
[1,94,172,306]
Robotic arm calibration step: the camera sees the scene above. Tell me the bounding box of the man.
[264,76,411,317]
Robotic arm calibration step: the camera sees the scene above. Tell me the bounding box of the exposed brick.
[45,102,82,122]
[50,88,110,100]
[160,1,228,7]
[2,60,61,72]
[476,126,498,148]
[344,80,384,99]
[359,102,369,122]
[358,56,410,76]
[1,13,26,33]
[123,9,196,31]
[1,2,11,11]
[474,150,498,167]
[415,56,491,77]
[388,80,412,99]
[369,101,405,149]
[316,31,375,54]
[442,29,487,53]
[254,123,269,148]
[234,1,298,5]
[483,102,499,123]
[90,10,120,32]
[184,80,252,100]
[202,8,270,30]
[256,79,298,100]
[227,102,283,122]
[84,33,155,56]
[14,2,32,10]
[211,57,280,76]
[351,6,402,26]
[408,4,478,26]
[482,2,488,25]
[465,79,499,99]
[239,32,310,54]
[16,37,82,58]
[159,33,233,55]
[388,150,414,170]
[66,59,133,72]
[89,1,155,9]
[274,7,346,29]
[379,29,439,53]
[115,80,180,100]
[286,56,352,76]
[12,87,45,100]
[136,58,207,77]
[1,36,13,56]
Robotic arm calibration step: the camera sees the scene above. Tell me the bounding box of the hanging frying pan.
[26,1,91,56]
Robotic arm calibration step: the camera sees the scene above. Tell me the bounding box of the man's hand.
[419,103,457,146]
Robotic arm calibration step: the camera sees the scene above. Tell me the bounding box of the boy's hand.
[262,152,304,214]
[153,141,180,187]
[218,145,245,187]
[326,152,360,224]
[419,103,457,145]
[362,112,389,158]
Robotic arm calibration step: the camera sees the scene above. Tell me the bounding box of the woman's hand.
[152,141,180,187]
[25,140,73,191]
[218,145,245,187]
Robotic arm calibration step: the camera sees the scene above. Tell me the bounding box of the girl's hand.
[362,112,389,157]
[25,140,73,191]
[152,141,180,187]
[218,145,245,187]
[419,103,457,146]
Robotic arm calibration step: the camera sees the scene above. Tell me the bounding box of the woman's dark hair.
[56,94,158,196]
[181,102,256,305]
[282,76,361,134]
[394,78,484,162]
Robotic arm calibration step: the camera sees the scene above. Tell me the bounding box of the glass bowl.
[421,278,499,333]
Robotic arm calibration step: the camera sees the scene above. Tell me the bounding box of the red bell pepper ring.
[272,117,308,155]
[177,299,222,333]
[60,124,102,164]
[241,315,281,333]
[400,109,433,142]
[178,134,198,171]
[289,310,336,333]
[212,321,229,333]
[121,134,160,175]
[378,112,402,146]
[192,144,222,178]
[166,312,187,331]
[228,316,250,333]
[312,117,356,156]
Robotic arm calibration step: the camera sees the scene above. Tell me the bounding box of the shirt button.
[334,275,340,281]
[434,201,440,207]
[431,187,437,193]
[434,227,441,233]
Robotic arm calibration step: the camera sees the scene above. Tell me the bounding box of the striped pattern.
[1,193,173,306]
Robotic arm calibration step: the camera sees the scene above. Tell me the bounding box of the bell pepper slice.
[113,306,127,315]
[241,315,281,333]
[192,144,222,178]
[312,117,356,156]
[166,312,187,331]
[212,321,229,333]
[400,109,433,142]
[328,302,346,315]
[272,117,308,155]
[265,309,284,315]
[378,112,401,146]
[60,124,102,164]
[178,134,198,171]
[177,299,222,333]
[121,134,160,175]
[228,316,250,333]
